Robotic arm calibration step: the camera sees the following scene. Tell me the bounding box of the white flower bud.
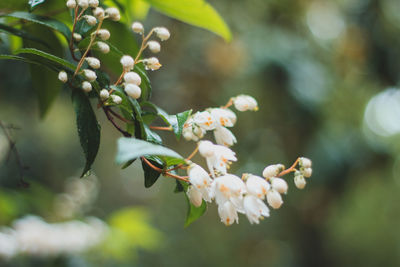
[84,15,97,26]
[120,55,134,71]
[262,164,284,179]
[99,89,109,100]
[267,189,283,209]
[154,27,170,41]
[85,57,100,69]
[124,84,141,99]
[66,0,76,9]
[105,7,120,21]
[88,0,98,8]
[78,0,89,9]
[187,186,203,207]
[73,33,82,42]
[96,42,110,54]
[233,95,258,112]
[302,167,312,178]
[294,171,306,189]
[111,95,122,104]
[143,57,161,71]
[123,72,141,85]
[213,126,237,147]
[58,71,68,83]
[131,22,144,34]
[82,81,92,92]
[245,174,270,199]
[147,40,160,53]
[198,140,215,158]
[92,7,105,20]
[97,29,110,40]
[271,177,288,194]
[83,69,97,82]
[299,157,312,168]
[218,201,238,226]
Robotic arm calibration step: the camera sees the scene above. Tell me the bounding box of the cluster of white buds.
[123,71,142,99]
[182,94,258,147]
[294,157,313,189]
[185,138,313,226]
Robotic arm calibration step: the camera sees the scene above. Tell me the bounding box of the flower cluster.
[182,95,258,146]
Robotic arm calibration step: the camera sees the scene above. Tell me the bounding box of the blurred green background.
[1,0,400,266]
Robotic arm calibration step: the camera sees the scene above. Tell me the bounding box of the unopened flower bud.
[58,71,68,83]
[198,140,215,158]
[187,186,202,207]
[66,0,76,9]
[105,7,120,21]
[271,177,288,194]
[111,95,122,104]
[99,89,109,100]
[97,29,110,40]
[154,27,170,41]
[143,57,161,71]
[73,33,82,42]
[85,57,100,69]
[83,69,97,82]
[84,15,97,26]
[147,40,160,53]
[97,41,110,54]
[93,7,105,20]
[123,72,141,85]
[78,0,89,9]
[294,171,306,189]
[120,55,134,71]
[302,167,312,178]
[124,84,141,99]
[82,81,92,92]
[299,157,312,168]
[262,164,284,179]
[88,0,98,8]
[233,95,258,111]
[131,22,144,34]
[267,189,283,209]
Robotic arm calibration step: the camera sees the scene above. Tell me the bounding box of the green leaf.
[115,137,183,164]
[72,89,101,177]
[0,23,49,48]
[0,54,41,66]
[141,156,163,188]
[176,110,192,140]
[28,0,46,11]
[144,0,231,41]
[176,180,207,227]
[15,48,76,71]
[4,12,71,40]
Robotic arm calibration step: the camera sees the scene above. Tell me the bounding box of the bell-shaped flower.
[262,164,285,179]
[243,195,270,224]
[218,201,238,226]
[233,95,258,111]
[193,111,216,131]
[211,174,246,206]
[266,189,283,209]
[270,177,288,194]
[213,126,237,147]
[210,108,237,127]
[187,186,203,207]
[187,164,212,190]
[245,174,270,199]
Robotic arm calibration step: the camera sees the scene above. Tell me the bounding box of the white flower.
[83,69,97,82]
[124,84,141,99]
[97,41,110,54]
[243,195,270,224]
[262,164,284,179]
[105,7,120,21]
[182,118,205,141]
[294,171,306,189]
[233,95,258,111]
[131,22,144,34]
[270,177,288,194]
[66,0,76,9]
[73,33,82,42]
[213,126,237,147]
[211,174,246,206]
[266,189,283,209]
[88,0,98,8]
[299,157,312,168]
[245,174,270,199]
[120,55,134,71]
[143,57,161,71]
[302,167,312,178]
[124,72,141,85]
[147,40,161,53]
[154,27,170,41]
[210,108,236,127]
[84,15,97,26]
[85,57,100,69]
[82,81,92,92]
[93,7,105,20]
[111,95,122,104]
[188,164,211,189]
[208,144,237,175]
[99,89,109,100]
[218,201,238,226]
[187,186,203,207]
[97,29,110,40]
[78,0,88,9]
[193,111,216,131]
[198,140,215,158]
[58,71,68,83]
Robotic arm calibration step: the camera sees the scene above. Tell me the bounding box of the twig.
[103,107,131,137]
[278,157,300,177]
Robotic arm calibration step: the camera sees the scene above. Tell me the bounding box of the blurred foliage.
[1,0,400,266]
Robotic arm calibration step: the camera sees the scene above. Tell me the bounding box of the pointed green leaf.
[176,180,207,227]
[15,48,76,71]
[0,23,49,48]
[141,156,163,188]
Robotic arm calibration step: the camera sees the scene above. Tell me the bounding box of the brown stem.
[278,157,300,177]
[114,70,126,86]
[108,108,132,123]
[69,6,80,61]
[149,126,172,131]
[141,156,189,182]
[222,98,233,109]
[103,107,131,137]
[167,145,198,172]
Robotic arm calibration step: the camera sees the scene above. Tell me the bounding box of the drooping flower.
[210,174,246,206]
[233,95,258,112]
[270,177,288,194]
[154,27,170,41]
[193,111,216,131]
[210,108,237,127]
[262,164,285,179]
[213,126,237,147]
[187,186,203,207]
[294,170,306,189]
[266,189,283,209]
[218,201,239,226]
[243,195,270,224]
[245,174,270,199]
